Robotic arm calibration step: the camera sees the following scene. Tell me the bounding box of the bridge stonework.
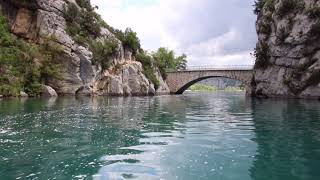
[166,70,253,94]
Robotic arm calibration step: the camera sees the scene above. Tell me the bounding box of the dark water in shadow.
[0,92,320,180]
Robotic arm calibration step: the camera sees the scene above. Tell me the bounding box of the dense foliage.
[135,47,187,88]
[89,39,118,70]
[75,0,93,11]
[0,16,62,97]
[121,28,141,55]
[153,48,187,79]
[64,2,102,45]
[253,0,274,15]
[103,26,141,55]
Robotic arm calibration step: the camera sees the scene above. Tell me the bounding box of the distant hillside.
[198,78,244,90]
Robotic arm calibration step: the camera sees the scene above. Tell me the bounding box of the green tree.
[64,2,101,46]
[175,54,187,70]
[90,39,118,70]
[38,36,64,83]
[153,48,175,68]
[0,15,63,97]
[253,0,275,15]
[64,2,80,23]
[153,47,188,79]
[122,28,141,55]
[0,16,24,96]
[79,10,101,38]
[76,0,93,11]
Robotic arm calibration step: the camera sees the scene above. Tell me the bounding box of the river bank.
[189,84,245,92]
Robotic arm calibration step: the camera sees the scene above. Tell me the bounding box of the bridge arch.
[165,68,253,94]
[174,75,248,94]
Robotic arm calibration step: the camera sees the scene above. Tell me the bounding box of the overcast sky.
[91,0,257,66]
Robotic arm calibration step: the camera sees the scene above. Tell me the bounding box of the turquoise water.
[0,93,320,180]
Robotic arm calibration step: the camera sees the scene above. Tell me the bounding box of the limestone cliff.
[0,0,169,96]
[253,0,320,98]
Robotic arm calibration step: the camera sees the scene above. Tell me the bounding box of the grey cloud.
[94,0,257,65]
[164,0,257,55]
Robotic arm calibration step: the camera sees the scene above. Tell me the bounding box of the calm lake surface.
[0,92,320,180]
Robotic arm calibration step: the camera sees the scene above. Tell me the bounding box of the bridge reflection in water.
[166,65,254,94]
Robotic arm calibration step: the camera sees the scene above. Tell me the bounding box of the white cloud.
[186,29,239,57]
[93,0,122,8]
[91,0,257,66]
[188,51,255,66]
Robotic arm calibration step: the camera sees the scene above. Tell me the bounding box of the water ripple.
[0,94,320,180]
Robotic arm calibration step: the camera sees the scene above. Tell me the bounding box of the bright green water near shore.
[0,93,320,180]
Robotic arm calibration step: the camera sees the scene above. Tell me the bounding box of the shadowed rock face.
[0,0,169,96]
[253,0,320,99]
[11,8,36,39]
[41,85,58,97]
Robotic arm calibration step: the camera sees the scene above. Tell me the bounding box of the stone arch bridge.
[166,65,253,94]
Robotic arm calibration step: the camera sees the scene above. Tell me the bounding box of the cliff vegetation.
[0,16,62,96]
[0,0,187,97]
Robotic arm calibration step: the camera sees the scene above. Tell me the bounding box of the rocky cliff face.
[0,0,169,96]
[92,60,169,96]
[253,0,320,98]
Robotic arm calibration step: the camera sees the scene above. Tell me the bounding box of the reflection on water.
[0,93,320,180]
[250,99,320,180]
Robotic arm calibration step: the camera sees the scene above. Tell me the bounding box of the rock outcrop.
[94,61,156,96]
[41,85,58,97]
[154,68,170,95]
[19,91,28,97]
[0,0,169,96]
[253,0,320,98]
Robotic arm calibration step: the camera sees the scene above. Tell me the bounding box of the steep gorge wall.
[253,0,320,98]
[0,0,169,96]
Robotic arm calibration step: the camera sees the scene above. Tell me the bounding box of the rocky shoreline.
[1,0,320,99]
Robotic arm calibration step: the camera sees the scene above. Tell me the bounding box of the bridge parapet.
[166,65,253,72]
